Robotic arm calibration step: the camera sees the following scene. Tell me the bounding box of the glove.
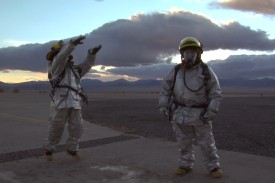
[70,35,85,46]
[89,45,102,55]
[159,107,169,119]
[203,110,217,121]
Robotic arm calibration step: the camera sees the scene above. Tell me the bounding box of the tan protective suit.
[44,42,96,152]
[159,63,222,171]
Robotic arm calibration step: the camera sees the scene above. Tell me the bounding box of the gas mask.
[180,49,198,69]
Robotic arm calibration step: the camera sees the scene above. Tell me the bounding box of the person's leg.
[66,108,83,156]
[172,122,195,174]
[43,108,68,160]
[194,124,222,177]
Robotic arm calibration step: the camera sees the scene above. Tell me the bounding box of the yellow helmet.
[46,40,64,61]
[179,37,203,54]
[51,40,64,50]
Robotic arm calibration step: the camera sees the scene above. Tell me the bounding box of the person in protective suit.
[159,37,223,178]
[44,35,102,161]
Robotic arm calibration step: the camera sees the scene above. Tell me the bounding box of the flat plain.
[1,92,275,183]
[83,91,275,158]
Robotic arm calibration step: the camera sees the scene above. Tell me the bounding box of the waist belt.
[173,101,207,108]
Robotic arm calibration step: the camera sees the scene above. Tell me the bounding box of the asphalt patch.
[0,134,139,163]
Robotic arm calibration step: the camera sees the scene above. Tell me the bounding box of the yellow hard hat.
[46,40,64,61]
[179,37,203,54]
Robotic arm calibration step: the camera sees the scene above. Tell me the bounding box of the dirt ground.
[82,93,275,158]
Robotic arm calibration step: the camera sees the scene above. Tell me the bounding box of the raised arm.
[51,36,85,78]
[77,45,102,77]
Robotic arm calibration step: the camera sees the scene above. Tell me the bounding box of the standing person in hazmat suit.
[159,37,223,178]
[44,35,102,161]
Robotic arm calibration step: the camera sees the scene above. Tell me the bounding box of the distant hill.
[220,78,275,88]
[81,78,162,92]
[0,78,275,92]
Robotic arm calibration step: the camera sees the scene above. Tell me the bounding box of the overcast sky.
[0,0,274,83]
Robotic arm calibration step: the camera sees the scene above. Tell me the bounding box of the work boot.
[67,151,81,160]
[44,151,53,161]
[211,168,223,178]
[175,167,191,175]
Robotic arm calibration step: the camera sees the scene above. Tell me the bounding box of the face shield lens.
[182,49,198,67]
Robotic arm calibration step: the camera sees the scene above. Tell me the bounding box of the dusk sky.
[0,0,275,83]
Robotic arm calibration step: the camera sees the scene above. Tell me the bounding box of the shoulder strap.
[49,62,82,88]
[48,69,66,88]
[69,63,81,79]
[171,63,182,93]
[201,62,211,87]
[200,62,211,98]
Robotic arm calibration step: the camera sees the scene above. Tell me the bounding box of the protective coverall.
[44,38,99,153]
[159,63,222,172]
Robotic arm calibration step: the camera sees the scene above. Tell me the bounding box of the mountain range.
[1,78,275,92]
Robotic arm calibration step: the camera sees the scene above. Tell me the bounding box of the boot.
[211,168,223,178]
[67,151,81,160]
[175,167,191,175]
[44,151,53,161]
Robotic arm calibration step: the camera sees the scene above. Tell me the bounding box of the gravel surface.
[83,96,275,158]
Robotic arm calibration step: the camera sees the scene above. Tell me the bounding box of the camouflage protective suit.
[159,63,222,171]
[44,40,98,153]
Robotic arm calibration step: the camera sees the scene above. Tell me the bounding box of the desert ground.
[0,91,275,182]
[82,91,275,158]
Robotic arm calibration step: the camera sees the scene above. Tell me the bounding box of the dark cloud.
[208,54,275,79]
[105,54,275,80]
[88,12,275,67]
[82,68,105,79]
[83,72,102,79]
[107,63,175,79]
[210,0,275,15]
[0,42,57,72]
[0,10,275,74]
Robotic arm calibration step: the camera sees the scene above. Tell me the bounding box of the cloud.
[75,10,275,68]
[83,72,102,79]
[102,47,275,80]
[0,69,10,73]
[0,10,275,75]
[103,54,275,80]
[0,42,53,72]
[0,40,31,48]
[208,54,275,79]
[210,0,275,15]
[107,63,175,80]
